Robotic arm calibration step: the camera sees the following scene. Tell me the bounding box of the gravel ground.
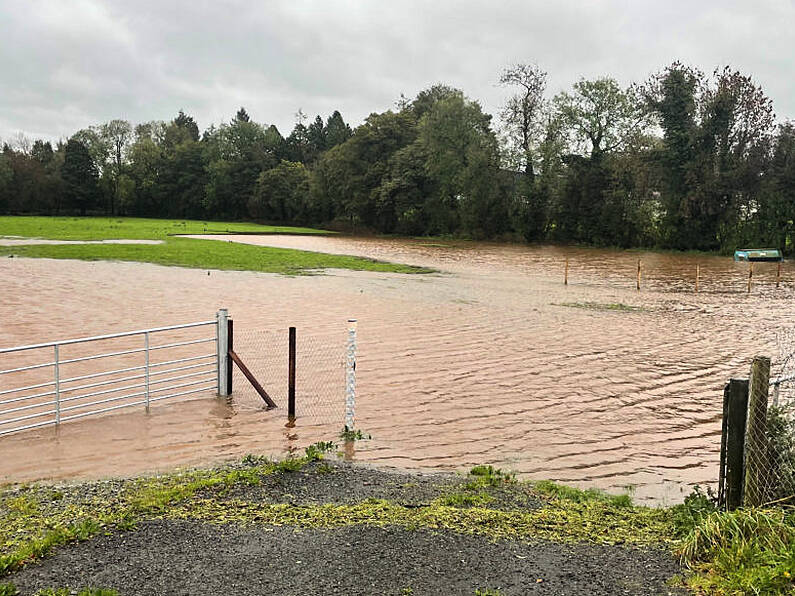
[204,461,543,510]
[3,461,686,595]
[8,520,684,596]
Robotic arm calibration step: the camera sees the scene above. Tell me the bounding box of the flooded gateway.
[1,235,792,504]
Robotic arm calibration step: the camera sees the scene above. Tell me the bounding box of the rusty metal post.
[226,319,233,396]
[288,326,296,420]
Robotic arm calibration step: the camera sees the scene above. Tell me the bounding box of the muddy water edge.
[1,235,792,505]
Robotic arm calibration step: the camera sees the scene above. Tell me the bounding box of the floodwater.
[1,235,793,504]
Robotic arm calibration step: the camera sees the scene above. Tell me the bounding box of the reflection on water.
[1,236,793,504]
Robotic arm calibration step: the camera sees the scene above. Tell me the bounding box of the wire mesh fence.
[726,348,795,508]
[230,326,347,426]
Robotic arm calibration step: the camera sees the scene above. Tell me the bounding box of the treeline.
[1,61,794,252]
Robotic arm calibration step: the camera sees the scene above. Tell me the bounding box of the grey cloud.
[1,0,793,143]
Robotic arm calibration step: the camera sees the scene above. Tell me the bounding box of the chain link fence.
[230,326,347,426]
[726,338,795,508]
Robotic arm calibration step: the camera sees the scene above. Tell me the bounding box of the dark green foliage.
[174,110,200,141]
[325,110,352,148]
[765,405,795,503]
[2,65,794,250]
[668,485,718,538]
[61,139,99,216]
[249,161,311,222]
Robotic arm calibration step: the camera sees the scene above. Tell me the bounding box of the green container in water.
[733,249,782,262]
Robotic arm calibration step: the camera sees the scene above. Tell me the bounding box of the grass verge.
[676,506,795,595]
[4,453,793,593]
[0,217,432,275]
[555,301,645,312]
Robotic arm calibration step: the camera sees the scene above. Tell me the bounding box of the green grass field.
[0,216,328,241]
[0,217,430,275]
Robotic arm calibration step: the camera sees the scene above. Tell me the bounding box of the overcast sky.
[1,0,794,143]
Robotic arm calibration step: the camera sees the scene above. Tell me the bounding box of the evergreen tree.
[62,138,99,215]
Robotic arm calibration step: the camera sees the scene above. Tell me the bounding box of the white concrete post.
[217,309,229,397]
[345,319,357,430]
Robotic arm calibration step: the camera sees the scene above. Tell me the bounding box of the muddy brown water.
[1,235,793,504]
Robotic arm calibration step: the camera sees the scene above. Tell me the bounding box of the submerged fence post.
[744,356,770,507]
[564,257,569,286]
[695,265,700,293]
[226,319,234,396]
[54,344,60,425]
[724,377,749,510]
[345,319,357,430]
[636,259,642,291]
[216,309,229,397]
[288,327,296,420]
[747,262,753,294]
[776,261,782,289]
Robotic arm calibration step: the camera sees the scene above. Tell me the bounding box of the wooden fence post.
[724,378,749,510]
[288,326,296,420]
[744,356,770,507]
[564,257,569,286]
[776,261,781,288]
[695,264,700,293]
[747,262,753,294]
[636,259,642,291]
[226,319,233,396]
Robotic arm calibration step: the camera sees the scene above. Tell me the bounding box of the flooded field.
[1,236,793,504]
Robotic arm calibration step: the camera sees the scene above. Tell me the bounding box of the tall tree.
[646,64,775,249]
[418,92,508,238]
[62,138,99,215]
[499,63,548,181]
[644,62,701,247]
[173,110,200,141]
[325,111,353,148]
[499,63,551,241]
[101,119,132,215]
[553,77,648,243]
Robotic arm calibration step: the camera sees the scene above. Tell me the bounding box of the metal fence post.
[288,326,296,420]
[217,309,229,397]
[54,344,60,424]
[345,319,357,430]
[227,319,234,396]
[144,332,150,412]
[724,378,749,510]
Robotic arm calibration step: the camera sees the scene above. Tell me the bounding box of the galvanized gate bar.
[0,320,217,354]
[0,312,224,437]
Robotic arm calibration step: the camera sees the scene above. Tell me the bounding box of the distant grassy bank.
[0,217,431,275]
[0,216,329,241]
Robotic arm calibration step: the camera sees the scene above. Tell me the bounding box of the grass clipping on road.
[0,216,431,275]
